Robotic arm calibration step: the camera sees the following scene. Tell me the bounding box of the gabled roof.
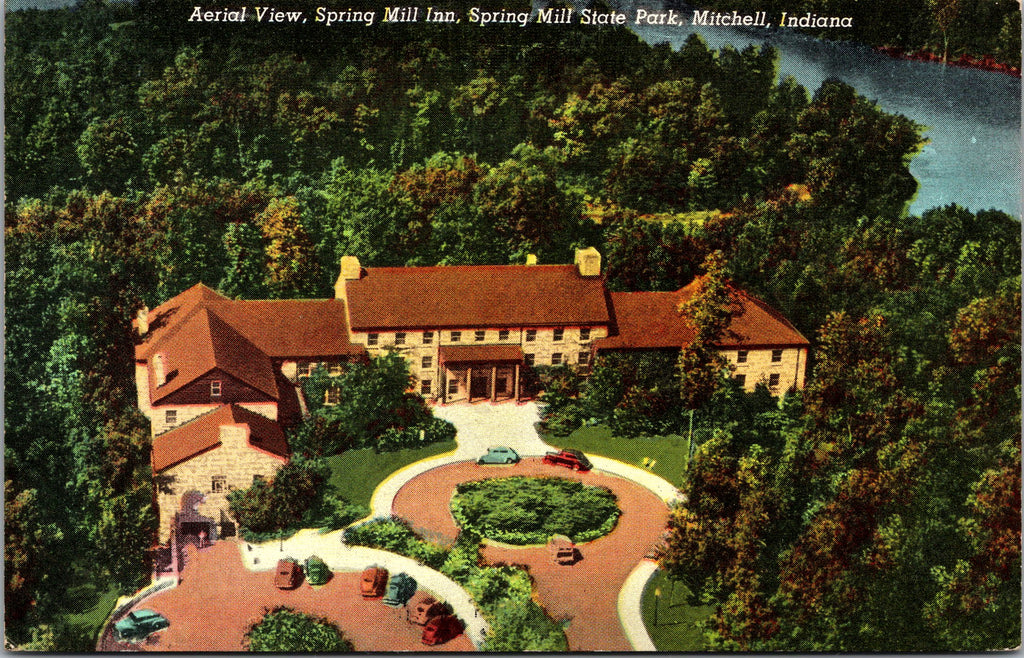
[595,277,810,351]
[152,404,289,472]
[344,265,610,331]
[147,307,279,404]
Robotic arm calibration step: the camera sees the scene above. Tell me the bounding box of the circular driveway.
[100,541,474,652]
[392,458,670,651]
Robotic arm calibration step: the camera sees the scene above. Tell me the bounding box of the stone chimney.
[525,254,538,265]
[574,247,601,277]
[334,256,362,299]
[153,353,167,387]
[136,306,150,336]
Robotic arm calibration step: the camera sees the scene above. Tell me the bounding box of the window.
[448,379,459,396]
[421,355,433,370]
[475,330,485,342]
[328,362,342,376]
[551,353,563,365]
[367,333,379,346]
[525,329,537,342]
[578,352,590,366]
[296,361,312,377]
[771,349,783,363]
[553,328,564,342]
[211,475,226,493]
[165,410,177,426]
[737,350,749,364]
[499,329,510,341]
[210,380,222,397]
[252,474,265,485]
[324,387,341,405]
[734,374,747,387]
[395,332,406,345]
[450,331,461,342]
[524,354,535,366]
[580,328,591,341]
[423,331,434,345]
[421,379,432,395]
[768,373,781,389]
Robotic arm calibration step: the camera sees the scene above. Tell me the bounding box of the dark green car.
[114,609,170,642]
[382,572,417,607]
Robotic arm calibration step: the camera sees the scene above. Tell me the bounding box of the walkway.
[392,459,670,651]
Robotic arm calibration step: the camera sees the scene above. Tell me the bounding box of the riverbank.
[875,46,1020,77]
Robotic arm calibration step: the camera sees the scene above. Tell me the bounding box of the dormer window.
[211,380,222,397]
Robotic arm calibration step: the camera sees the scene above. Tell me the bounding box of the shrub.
[303,555,331,586]
[373,418,456,453]
[343,519,447,569]
[228,459,327,536]
[245,607,351,652]
[450,477,621,544]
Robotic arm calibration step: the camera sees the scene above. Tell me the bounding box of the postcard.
[4,0,1020,651]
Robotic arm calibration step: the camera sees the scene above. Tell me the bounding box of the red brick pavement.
[391,459,670,651]
[100,540,474,651]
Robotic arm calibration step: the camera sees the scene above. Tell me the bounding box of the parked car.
[421,614,464,645]
[407,593,447,625]
[383,572,417,607]
[360,566,388,598]
[541,449,592,471]
[548,534,580,565]
[113,609,170,642]
[274,558,302,589]
[477,446,520,465]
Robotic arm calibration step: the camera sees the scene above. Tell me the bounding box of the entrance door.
[470,375,489,400]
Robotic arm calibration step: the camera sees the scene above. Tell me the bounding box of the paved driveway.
[431,401,553,458]
[391,459,670,651]
[100,541,475,652]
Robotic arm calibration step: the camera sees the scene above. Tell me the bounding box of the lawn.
[641,569,714,651]
[324,440,457,508]
[545,425,691,488]
[61,578,122,651]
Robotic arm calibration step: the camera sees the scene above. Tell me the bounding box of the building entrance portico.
[439,345,524,403]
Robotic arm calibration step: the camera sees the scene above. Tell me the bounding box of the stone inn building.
[134,248,809,541]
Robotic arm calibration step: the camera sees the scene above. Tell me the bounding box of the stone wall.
[722,346,808,394]
[154,424,287,543]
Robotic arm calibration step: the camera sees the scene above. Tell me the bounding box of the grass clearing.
[61,580,121,651]
[324,440,456,507]
[641,569,714,651]
[545,425,691,488]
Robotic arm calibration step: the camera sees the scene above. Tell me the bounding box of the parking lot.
[100,541,475,651]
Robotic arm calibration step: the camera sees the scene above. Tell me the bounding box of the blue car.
[114,609,169,642]
[477,446,520,465]
[383,572,417,607]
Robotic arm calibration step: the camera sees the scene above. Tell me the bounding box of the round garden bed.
[450,476,621,545]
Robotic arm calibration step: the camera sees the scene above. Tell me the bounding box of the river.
[625,11,1022,217]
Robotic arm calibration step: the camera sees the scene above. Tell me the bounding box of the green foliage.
[342,519,448,569]
[228,459,327,536]
[303,555,332,587]
[245,607,352,652]
[450,477,620,544]
[678,251,733,410]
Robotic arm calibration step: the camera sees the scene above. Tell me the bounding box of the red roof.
[344,265,610,331]
[439,344,525,364]
[152,404,289,472]
[136,284,363,361]
[596,277,810,351]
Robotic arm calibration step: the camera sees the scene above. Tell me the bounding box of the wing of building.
[134,247,808,543]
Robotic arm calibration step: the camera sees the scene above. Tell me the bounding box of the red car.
[360,566,388,598]
[541,449,593,471]
[274,559,301,589]
[421,614,464,645]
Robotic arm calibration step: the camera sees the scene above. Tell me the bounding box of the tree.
[254,197,318,298]
[677,251,733,410]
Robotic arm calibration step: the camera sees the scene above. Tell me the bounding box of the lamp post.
[653,587,661,627]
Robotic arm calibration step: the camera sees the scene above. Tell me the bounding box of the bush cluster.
[245,607,351,652]
[450,477,621,545]
[342,519,447,569]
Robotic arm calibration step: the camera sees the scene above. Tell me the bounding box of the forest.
[4,0,1020,651]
